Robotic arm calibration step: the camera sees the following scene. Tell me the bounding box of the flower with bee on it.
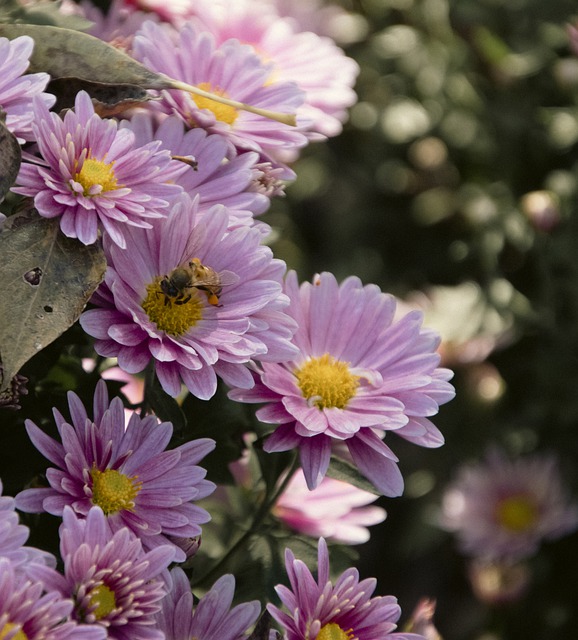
[80,192,298,399]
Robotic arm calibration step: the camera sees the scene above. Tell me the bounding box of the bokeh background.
[267,0,578,638]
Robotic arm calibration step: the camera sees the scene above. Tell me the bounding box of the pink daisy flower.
[79,193,298,399]
[273,469,386,545]
[29,506,173,640]
[15,380,216,563]
[156,567,260,640]
[131,21,308,161]
[441,447,578,561]
[121,112,273,229]
[12,90,182,248]
[268,537,422,640]
[0,35,55,143]
[0,558,99,640]
[192,0,360,138]
[229,271,455,497]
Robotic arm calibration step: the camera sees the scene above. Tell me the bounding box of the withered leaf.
[0,210,106,391]
[49,77,154,116]
[0,23,169,90]
[0,112,21,203]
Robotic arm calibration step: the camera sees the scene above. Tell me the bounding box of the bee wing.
[217,270,240,287]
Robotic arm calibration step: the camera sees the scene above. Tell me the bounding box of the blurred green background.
[268,0,578,637]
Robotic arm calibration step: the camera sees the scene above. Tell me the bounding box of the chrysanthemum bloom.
[121,112,272,229]
[440,447,578,561]
[79,193,298,398]
[0,558,99,640]
[15,380,216,563]
[268,537,422,640]
[0,35,55,143]
[12,90,182,248]
[30,506,173,640]
[0,479,56,578]
[132,21,308,162]
[273,469,386,544]
[229,271,455,496]
[156,567,260,640]
[191,0,360,138]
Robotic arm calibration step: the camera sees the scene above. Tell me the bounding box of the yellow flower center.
[89,584,117,620]
[74,157,119,195]
[0,623,27,640]
[141,276,204,336]
[295,354,360,410]
[316,623,355,640]
[192,82,238,125]
[90,467,141,515]
[495,495,538,532]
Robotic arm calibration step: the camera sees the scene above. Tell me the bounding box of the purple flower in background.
[121,112,273,229]
[80,193,298,398]
[156,567,260,640]
[229,271,454,496]
[268,537,422,640]
[0,479,56,577]
[193,0,360,138]
[30,506,173,640]
[0,35,55,143]
[132,21,307,162]
[0,558,96,640]
[12,90,182,248]
[15,380,215,563]
[441,447,578,561]
[273,469,386,544]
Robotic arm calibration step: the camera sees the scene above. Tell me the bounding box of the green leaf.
[0,111,21,203]
[326,456,380,495]
[248,612,276,640]
[145,371,187,437]
[0,209,106,391]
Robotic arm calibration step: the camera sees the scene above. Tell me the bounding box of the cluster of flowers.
[0,0,465,638]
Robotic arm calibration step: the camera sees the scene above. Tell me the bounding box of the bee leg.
[207,293,220,306]
[175,295,192,305]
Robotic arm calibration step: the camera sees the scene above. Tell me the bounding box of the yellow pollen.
[74,157,119,195]
[192,82,238,125]
[295,354,359,410]
[141,277,204,336]
[90,467,141,515]
[495,495,538,532]
[0,623,27,640]
[316,623,355,640]
[89,584,117,620]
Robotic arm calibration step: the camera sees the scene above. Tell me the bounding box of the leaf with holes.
[0,210,106,391]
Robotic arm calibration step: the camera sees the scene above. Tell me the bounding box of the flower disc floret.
[12,90,182,248]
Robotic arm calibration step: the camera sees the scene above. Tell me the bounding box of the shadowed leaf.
[0,112,21,203]
[326,456,380,495]
[0,210,106,391]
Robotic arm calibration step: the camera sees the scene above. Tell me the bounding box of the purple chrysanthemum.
[0,479,56,577]
[132,21,308,162]
[441,447,578,561]
[229,271,455,497]
[121,112,273,229]
[12,90,182,248]
[79,193,298,398]
[15,380,216,563]
[193,0,360,138]
[267,538,422,640]
[156,567,260,640]
[0,557,96,640]
[0,35,55,143]
[30,506,173,640]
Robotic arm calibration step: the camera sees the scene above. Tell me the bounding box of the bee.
[159,258,238,307]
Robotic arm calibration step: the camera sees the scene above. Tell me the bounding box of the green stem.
[192,452,300,588]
